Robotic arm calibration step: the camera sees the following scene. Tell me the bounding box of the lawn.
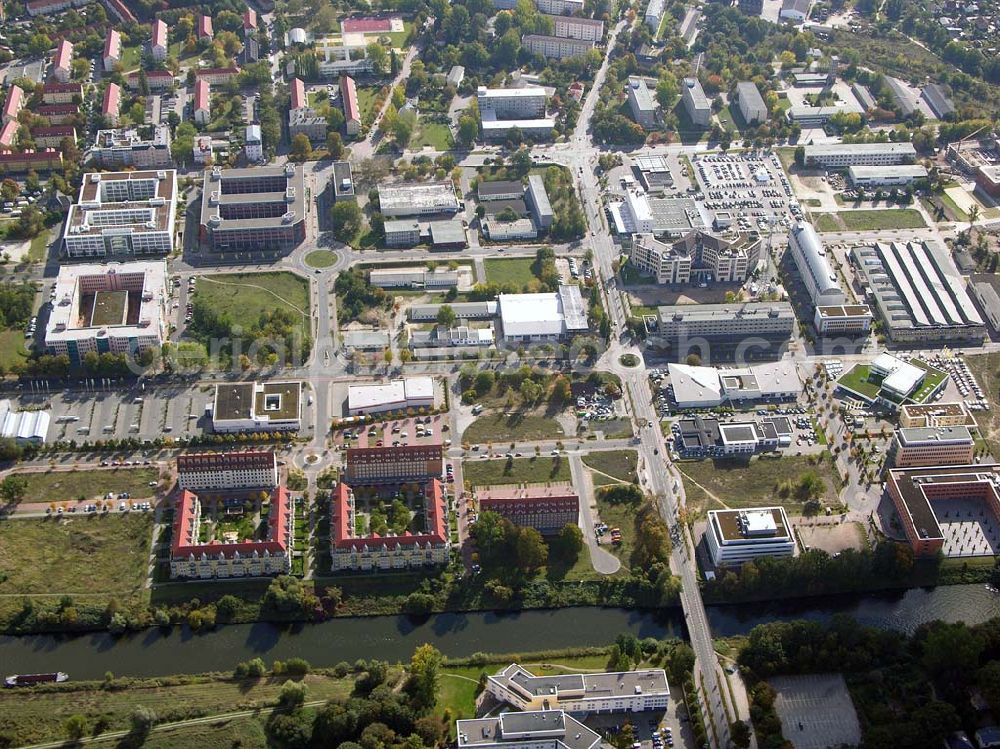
[463,412,564,444]
[0,328,29,370]
[139,717,267,749]
[119,44,141,71]
[594,490,638,567]
[304,250,337,268]
[484,258,537,286]
[193,272,310,330]
[167,41,202,66]
[812,209,926,232]
[411,121,453,150]
[837,364,880,400]
[357,86,378,123]
[964,353,1000,456]
[582,450,638,487]
[908,360,948,403]
[0,673,354,747]
[28,230,49,262]
[463,456,571,487]
[11,467,160,504]
[0,514,152,597]
[676,454,840,514]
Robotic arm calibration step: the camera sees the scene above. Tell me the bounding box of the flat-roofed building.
[384,219,421,247]
[628,231,761,285]
[851,240,985,344]
[786,103,863,127]
[428,221,468,249]
[788,221,846,308]
[848,164,928,187]
[922,83,955,119]
[899,402,973,429]
[977,165,1000,199]
[151,19,168,61]
[244,124,262,161]
[408,301,497,321]
[344,444,443,484]
[668,360,800,409]
[852,82,876,112]
[93,126,172,168]
[170,486,292,579]
[63,170,177,258]
[546,13,604,40]
[477,86,554,140]
[535,0,585,13]
[369,268,458,288]
[199,164,306,251]
[681,77,711,126]
[44,260,168,363]
[177,450,278,490]
[779,0,811,21]
[652,302,794,361]
[378,181,460,217]
[526,174,553,229]
[813,304,873,336]
[101,82,121,126]
[498,285,588,342]
[347,377,435,415]
[734,81,767,125]
[483,217,537,241]
[476,485,579,534]
[103,29,121,72]
[211,381,302,433]
[331,161,354,201]
[889,426,975,468]
[706,507,796,566]
[803,142,916,168]
[645,0,665,30]
[457,711,600,749]
[627,77,658,129]
[486,663,670,714]
[523,34,593,60]
[340,75,361,135]
[886,464,1000,557]
[330,479,449,571]
[52,40,73,83]
[478,180,523,202]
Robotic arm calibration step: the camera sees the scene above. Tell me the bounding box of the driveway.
[569,452,621,575]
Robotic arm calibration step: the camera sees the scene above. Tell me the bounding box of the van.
[471,404,484,415]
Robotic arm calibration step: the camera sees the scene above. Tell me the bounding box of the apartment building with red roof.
[101,82,121,126]
[2,85,24,125]
[151,19,168,62]
[52,39,73,82]
[102,29,121,72]
[42,81,83,104]
[340,75,360,135]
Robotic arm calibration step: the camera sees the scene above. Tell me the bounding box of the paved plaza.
[933,498,1000,557]
[770,674,861,749]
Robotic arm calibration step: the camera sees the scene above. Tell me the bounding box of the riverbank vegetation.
[737,615,1000,749]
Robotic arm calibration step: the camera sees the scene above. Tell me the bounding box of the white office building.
[347,377,435,415]
[848,165,928,188]
[802,142,917,168]
[498,285,588,342]
[705,507,797,566]
[92,126,172,169]
[477,86,555,140]
[681,77,711,126]
[457,711,599,749]
[211,382,302,433]
[378,182,460,217]
[787,221,846,308]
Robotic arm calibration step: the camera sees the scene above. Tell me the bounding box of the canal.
[2,584,999,680]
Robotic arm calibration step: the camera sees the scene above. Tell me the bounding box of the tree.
[514,527,548,573]
[367,42,388,74]
[436,305,456,328]
[130,706,156,736]
[290,133,312,161]
[331,201,363,243]
[279,679,308,707]
[64,714,88,741]
[458,115,479,147]
[327,131,345,159]
[730,720,751,748]
[555,523,583,562]
[0,474,28,504]
[408,643,442,709]
[0,178,18,202]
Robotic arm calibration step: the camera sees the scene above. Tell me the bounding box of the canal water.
[2,585,999,680]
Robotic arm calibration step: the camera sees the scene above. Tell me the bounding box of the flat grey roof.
[429,220,466,244]
[478,180,523,196]
[897,426,972,445]
[659,301,794,323]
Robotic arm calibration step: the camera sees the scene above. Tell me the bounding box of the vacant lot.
[677,454,840,514]
[594,491,637,568]
[463,457,570,487]
[0,514,152,597]
[463,412,564,444]
[812,209,926,232]
[966,353,1000,455]
[0,673,354,747]
[484,258,537,287]
[583,450,639,487]
[0,328,28,370]
[12,467,160,504]
[194,272,310,330]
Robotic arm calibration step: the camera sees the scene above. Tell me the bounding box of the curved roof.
[791,221,840,295]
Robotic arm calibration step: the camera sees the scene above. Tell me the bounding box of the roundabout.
[304,250,338,269]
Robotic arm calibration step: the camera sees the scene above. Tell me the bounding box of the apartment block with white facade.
[486,664,670,715]
[522,34,593,60]
[545,13,604,41]
[92,126,172,169]
[177,450,279,491]
[802,142,917,168]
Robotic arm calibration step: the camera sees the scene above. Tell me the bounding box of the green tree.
[458,115,478,147]
[279,679,308,707]
[408,643,442,709]
[367,42,388,74]
[331,201,363,243]
[436,305,456,328]
[289,133,312,161]
[514,527,548,573]
[555,523,584,562]
[0,474,28,504]
[64,714,88,741]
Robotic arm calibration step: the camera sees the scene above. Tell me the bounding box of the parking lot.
[585,709,686,749]
[693,151,798,232]
[769,673,861,749]
[331,413,452,452]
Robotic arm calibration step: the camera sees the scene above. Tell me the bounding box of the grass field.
[677,454,839,514]
[966,353,1000,456]
[411,121,454,150]
[304,250,337,268]
[0,673,354,747]
[463,457,571,487]
[0,328,28,370]
[194,272,309,330]
[463,412,564,444]
[582,450,638,487]
[812,209,926,232]
[28,230,49,262]
[140,717,268,749]
[119,45,141,71]
[358,86,378,123]
[484,258,537,287]
[0,514,152,597]
[594,491,637,567]
[12,467,160,504]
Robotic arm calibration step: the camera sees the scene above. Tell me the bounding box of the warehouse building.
[177,450,279,490]
[888,426,975,468]
[0,402,49,445]
[211,381,302,433]
[667,360,801,409]
[650,302,794,361]
[346,377,435,415]
[497,285,588,342]
[802,142,917,168]
[851,240,985,345]
[847,165,928,188]
[199,165,306,251]
[44,261,168,363]
[378,181,460,217]
[705,507,797,566]
[63,170,177,258]
[787,221,846,308]
[785,103,863,128]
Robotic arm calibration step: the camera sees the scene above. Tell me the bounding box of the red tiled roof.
[330,479,448,550]
[198,14,213,37]
[151,19,167,49]
[32,125,75,137]
[193,79,209,111]
[2,85,23,121]
[37,103,77,116]
[290,78,306,111]
[43,81,82,94]
[340,75,359,122]
[178,449,276,473]
[53,39,73,72]
[0,120,17,148]
[171,486,292,561]
[103,29,120,61]
[196,67,240,77]
[104,0,136,23]
[243,8,257,30]
[102,82,121,116]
